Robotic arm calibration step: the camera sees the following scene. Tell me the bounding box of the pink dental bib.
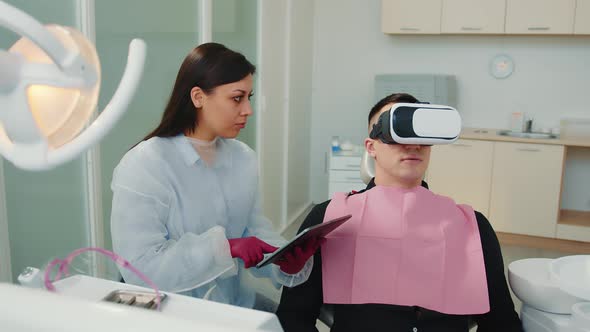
[321,185,489,315]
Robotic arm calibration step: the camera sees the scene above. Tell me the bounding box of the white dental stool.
[508,255,590,332]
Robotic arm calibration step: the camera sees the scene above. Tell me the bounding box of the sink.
[572,302,590,329]
[497,130,558,139]
[508,258,583,314]
[550,255,590,302]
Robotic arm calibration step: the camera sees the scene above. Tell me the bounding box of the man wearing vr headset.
[276,93,522,332]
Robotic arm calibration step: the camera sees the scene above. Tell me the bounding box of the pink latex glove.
[274,237,326,274]
[228,237,278,268]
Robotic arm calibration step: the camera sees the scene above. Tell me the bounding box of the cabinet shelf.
[497,232,590,254]
[559,209,590,227]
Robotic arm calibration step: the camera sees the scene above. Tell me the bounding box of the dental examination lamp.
[0,0,145,170]
[0,3,283,331]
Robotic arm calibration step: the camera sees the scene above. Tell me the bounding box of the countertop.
[461,128,590,148]
[331,149,363,157]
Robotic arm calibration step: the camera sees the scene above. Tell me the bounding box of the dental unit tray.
[102,290,168,310]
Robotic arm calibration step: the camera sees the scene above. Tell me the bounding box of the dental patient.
[276,93,523,332]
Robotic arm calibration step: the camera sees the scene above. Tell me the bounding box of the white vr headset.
[369,103,462,145]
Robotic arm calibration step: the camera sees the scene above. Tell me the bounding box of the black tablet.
[256,214,352,269]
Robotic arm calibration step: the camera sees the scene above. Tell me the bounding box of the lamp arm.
[0,1,72,68]
[0,50,21,92]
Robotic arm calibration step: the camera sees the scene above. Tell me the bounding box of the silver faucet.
[524,119,533,133]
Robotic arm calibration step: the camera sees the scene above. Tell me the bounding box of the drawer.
[330,170,363,183]
[330,156,361,170]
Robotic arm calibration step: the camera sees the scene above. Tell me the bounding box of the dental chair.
[316,152,375,328]
[319,151,377,327]
[360,149,375,185]
[356,150,590,331]
[318,151,376,328]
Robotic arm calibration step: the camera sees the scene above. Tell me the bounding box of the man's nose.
[403,144,422,150]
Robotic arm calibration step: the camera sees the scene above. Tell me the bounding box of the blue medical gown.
[110,135,312,308]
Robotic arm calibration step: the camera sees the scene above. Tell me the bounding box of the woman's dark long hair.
[142,43,256,142]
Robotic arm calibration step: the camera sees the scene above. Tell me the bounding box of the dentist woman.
[110,43,318,310]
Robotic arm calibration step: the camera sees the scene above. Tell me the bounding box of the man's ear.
[190,86,205,108]
[365,138,377,159]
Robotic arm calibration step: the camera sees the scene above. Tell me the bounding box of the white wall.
[287,0,315,224]
[259,0,315,230]
[310,0,590,210]
[259,0,288,228]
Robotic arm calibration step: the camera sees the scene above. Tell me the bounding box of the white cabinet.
[427,139,494,216]
[328,151,364,199]
[383,0,589,35]
[489,142,564,237]
[575,0,590,34]
[505,0,576,34]
[427,139,568,239]
[381,0,443,34]
[441,0,506,34]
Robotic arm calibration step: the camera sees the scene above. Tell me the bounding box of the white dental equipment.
[0,0,144,170]
[509,255,590,332]
[0,1,282,331]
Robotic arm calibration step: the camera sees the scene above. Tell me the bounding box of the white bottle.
[331,136,341,152]
[510,112,525,132]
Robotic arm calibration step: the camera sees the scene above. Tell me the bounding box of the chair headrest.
[360,150,375,185]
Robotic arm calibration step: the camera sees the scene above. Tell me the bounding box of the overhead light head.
[9,24,101,148]
[0,1,146,170]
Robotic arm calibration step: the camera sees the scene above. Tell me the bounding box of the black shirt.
[276,180,523,332]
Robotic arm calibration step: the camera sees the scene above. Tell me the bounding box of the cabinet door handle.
[461,26,483,31]
[528,27,550,31]
[517,147,541,152]
[452,143,472,148]
[346,164,360,168]
[400,27,421,31]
